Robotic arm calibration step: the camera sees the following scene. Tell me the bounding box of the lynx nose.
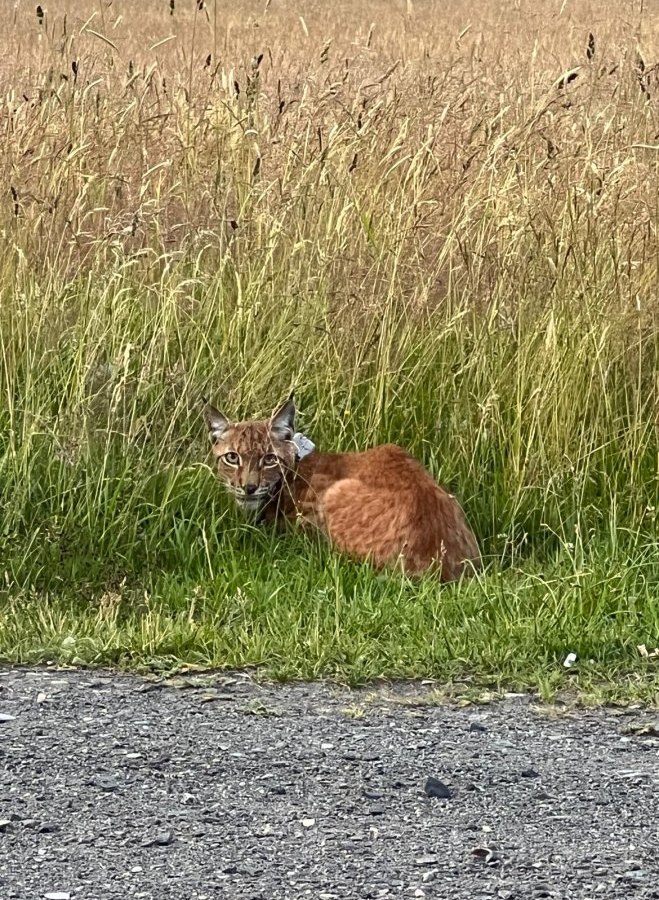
[244,484,258,495]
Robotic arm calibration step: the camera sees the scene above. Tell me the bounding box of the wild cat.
[204,398,481,582]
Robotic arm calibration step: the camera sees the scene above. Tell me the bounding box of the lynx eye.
[262,453,279,467]
[222,451,240,466]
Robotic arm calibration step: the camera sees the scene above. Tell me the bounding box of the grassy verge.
[1,0,658,702]
[2,470,658,701]
[1,522,659,704]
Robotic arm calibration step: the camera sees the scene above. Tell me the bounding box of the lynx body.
[205,399,481,582]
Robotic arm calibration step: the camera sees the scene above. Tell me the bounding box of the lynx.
[204,398,481,582]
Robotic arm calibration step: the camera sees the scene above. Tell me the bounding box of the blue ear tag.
[292,432,316,459]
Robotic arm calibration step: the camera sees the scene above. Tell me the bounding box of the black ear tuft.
[204,403,231,442]
[270,397,295,440]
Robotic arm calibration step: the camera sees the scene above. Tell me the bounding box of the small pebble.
[89,775,119,792]
[424,776,451,799]
[154,830,174,846]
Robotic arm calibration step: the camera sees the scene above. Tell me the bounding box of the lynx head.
[204,397,297,515]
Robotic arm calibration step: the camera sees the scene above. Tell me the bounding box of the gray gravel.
[1,667,658,900]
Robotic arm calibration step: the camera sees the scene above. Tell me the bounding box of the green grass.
[1,441,658,702]
[2,522,659,704]
[0,0,658,703]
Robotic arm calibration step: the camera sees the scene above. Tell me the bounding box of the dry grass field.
[0,0,658,701]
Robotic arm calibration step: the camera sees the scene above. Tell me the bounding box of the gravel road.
[1,667,658,900]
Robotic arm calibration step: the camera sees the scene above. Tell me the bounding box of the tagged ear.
[204,403,231,443]
[270,396,295,440]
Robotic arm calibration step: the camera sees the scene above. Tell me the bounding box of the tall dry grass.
[0,0,657,582]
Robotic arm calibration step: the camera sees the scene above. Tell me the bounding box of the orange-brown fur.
[204,399,481,582]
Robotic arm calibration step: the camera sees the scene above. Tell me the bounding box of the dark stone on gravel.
[37,821,60,833]
[521,767,540,778]
[424,775,452,798]
[469,721,488,732]
[472,847,503,866]
[1,668,658,900]
[367,804,385,815]
[143,829,174,847]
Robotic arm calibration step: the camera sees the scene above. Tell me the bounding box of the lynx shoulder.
[204,398,481,582]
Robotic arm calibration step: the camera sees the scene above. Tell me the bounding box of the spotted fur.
[204,398,481,581]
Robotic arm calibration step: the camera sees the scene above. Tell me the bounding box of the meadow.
[0,0,658,702]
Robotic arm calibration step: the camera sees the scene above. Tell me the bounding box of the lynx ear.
[204,403,231,443]
[270,396,295,440]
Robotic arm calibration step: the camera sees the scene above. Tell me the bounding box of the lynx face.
[204,399,297,515]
